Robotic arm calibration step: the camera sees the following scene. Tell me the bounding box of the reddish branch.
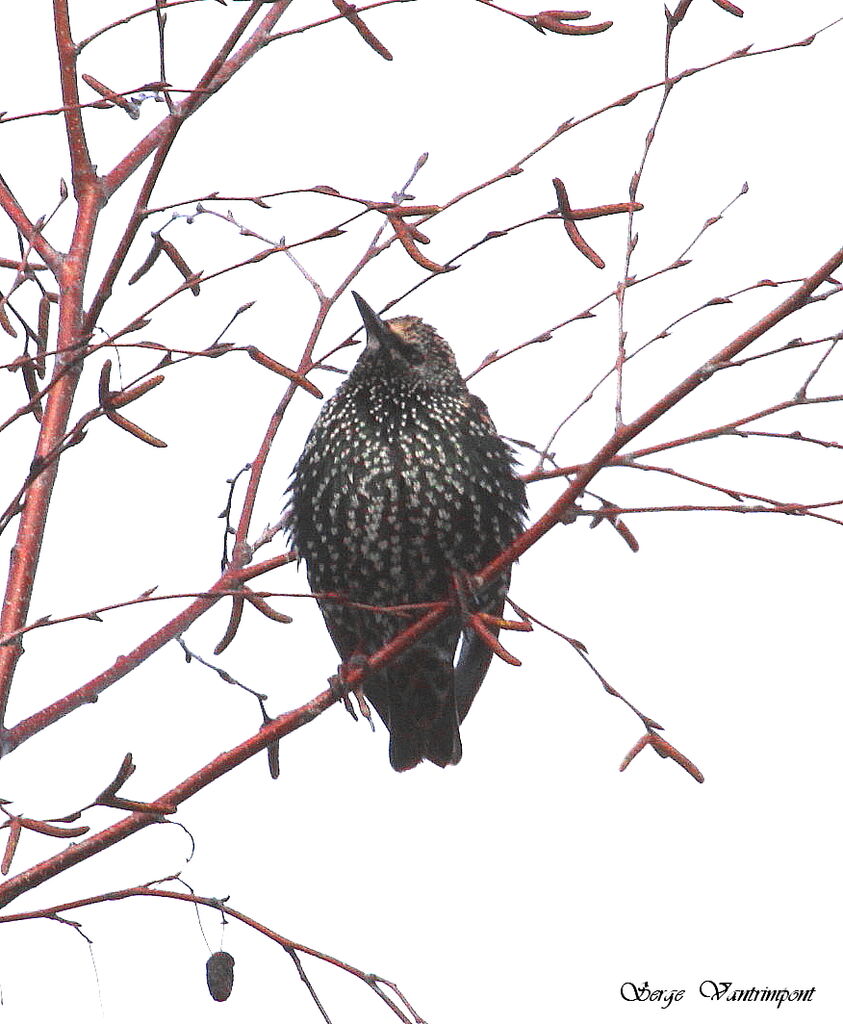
[523,392,843,485]
[84,2,295,336]
[3,560,292,753]
[620,732,705,782]
[0,683,337,907]
[1,244,840,907]
[0,883,425,1023]
[477,245,843,588]
[0,3,840,926]
[0,1,101,728]
[0,179,62,274]
[332,0,394,59]
[0,2,305,729]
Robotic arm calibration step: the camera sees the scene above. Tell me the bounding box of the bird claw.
[332,655,375,729]
[353,687,376,732]
[450,572,526,665]
[327,671,355,718]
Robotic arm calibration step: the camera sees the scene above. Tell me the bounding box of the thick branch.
[3,571,243,753]
[53,0,96,194]
[0,684,335,908]
[100,2,293,199]
[0,177,63,275]
[0,165,103,726]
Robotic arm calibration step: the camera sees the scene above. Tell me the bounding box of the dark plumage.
[288,294,526,770]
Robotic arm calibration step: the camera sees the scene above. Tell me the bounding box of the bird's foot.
[449,569,484,630]
[331,654,376,731]
[450,571,530,666]
[352,686,376,732]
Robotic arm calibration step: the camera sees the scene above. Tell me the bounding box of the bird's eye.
[389,328,425,366]
[399,341,425,366]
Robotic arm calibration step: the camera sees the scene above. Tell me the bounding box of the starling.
[289,294,526,771]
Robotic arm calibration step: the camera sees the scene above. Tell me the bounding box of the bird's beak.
[352,292,390,343]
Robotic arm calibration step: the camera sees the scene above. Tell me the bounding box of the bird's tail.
[371,648,462,772]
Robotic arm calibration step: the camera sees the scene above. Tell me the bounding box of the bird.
[288,293,526,771]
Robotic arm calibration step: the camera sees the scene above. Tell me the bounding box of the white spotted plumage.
[288,301,526,770]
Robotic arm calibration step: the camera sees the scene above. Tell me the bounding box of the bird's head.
[351,292,462,389]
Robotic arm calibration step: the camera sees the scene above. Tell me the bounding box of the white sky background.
[0,1,841,1021]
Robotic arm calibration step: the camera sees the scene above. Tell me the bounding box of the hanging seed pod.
[206,951,235,1002]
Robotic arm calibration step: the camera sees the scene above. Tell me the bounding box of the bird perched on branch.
[289,293,526,771]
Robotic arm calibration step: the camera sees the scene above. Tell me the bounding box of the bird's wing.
[454,579,508,723]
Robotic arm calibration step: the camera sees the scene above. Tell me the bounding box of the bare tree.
[0,1,839,1018]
